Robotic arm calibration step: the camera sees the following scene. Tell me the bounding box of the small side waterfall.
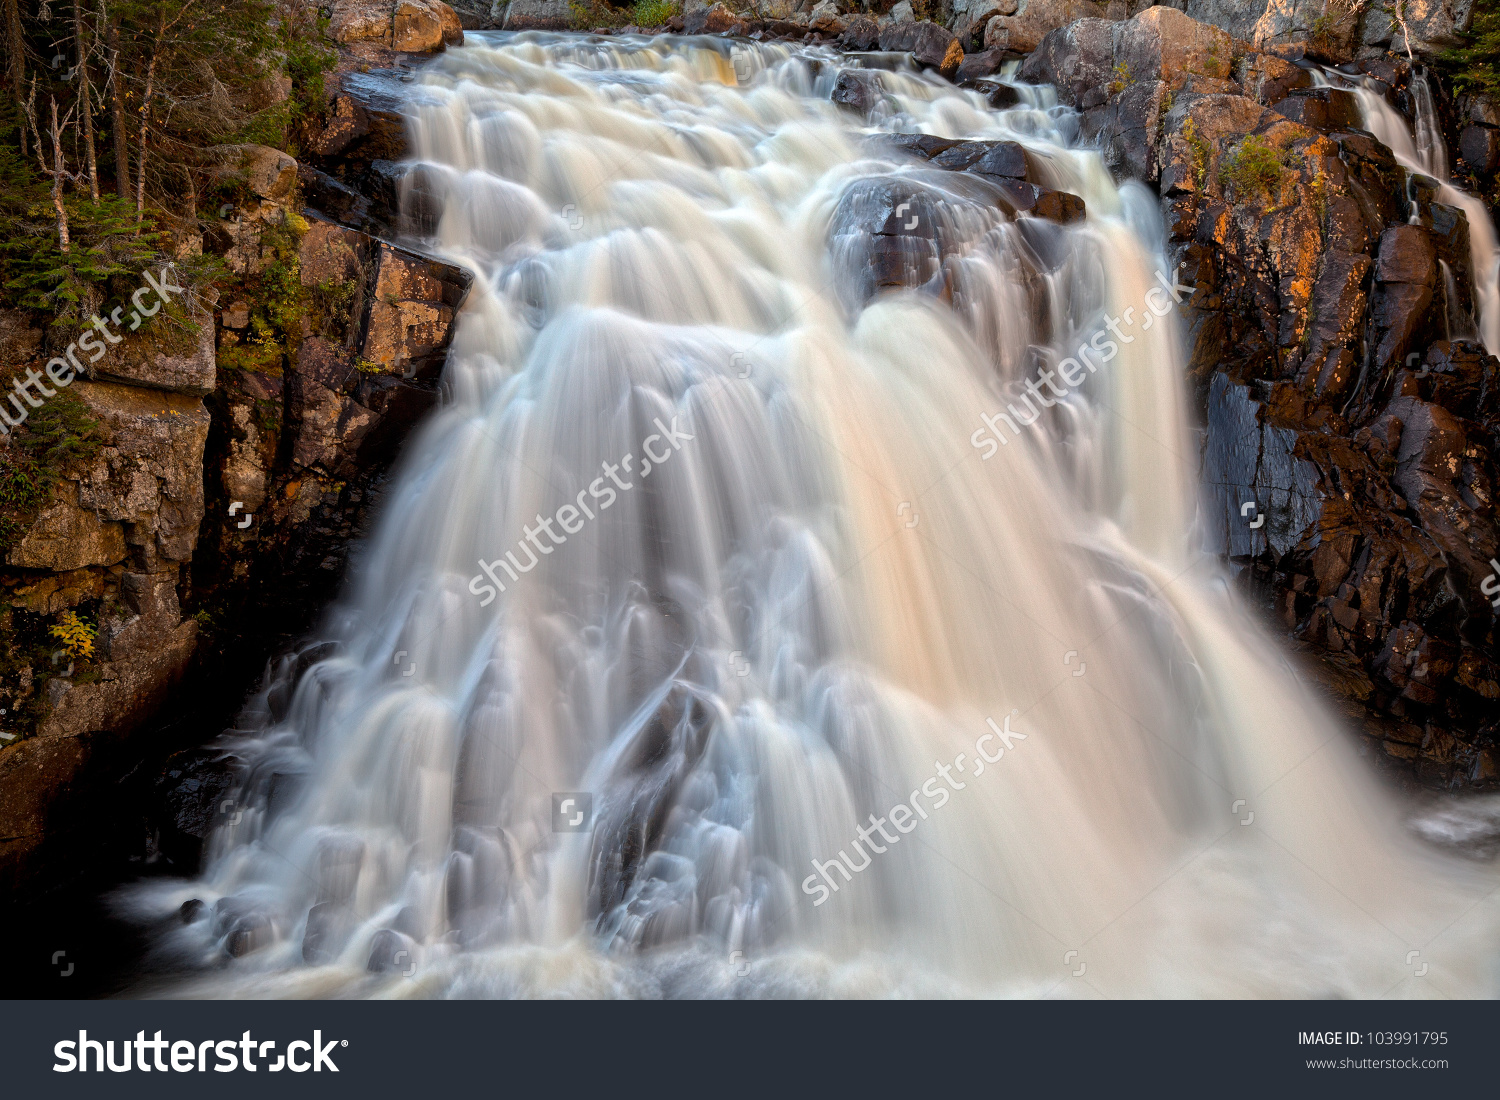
[1343,68,1500,355]
[128,34,1500,998]
[1410,70,1448,180]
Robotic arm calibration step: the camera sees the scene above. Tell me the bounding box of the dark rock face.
[838,15,881,50]
[1091,11,1500,785]
[878,20,965,78]
[859,133,1087,226]
[0,52,473,903]
[1459,125,1500,175]
[831,70,884,116]
[955,47,1009,83]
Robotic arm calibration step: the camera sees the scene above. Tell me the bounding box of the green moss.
[216,212,314,377]
[1108,61,1132,97]
[1219,134,1286,203]
[0,386,104,556]
[634,0,680,26]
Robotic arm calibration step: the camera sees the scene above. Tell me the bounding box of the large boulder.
[879,20,965,77]
[329,0,464,49]
[838,16,881,49]
[683,2,743,32]
[831,70,884,116]
[1018,17,1114,107]
[983,0,1104,54]
[1115,5,1234,90]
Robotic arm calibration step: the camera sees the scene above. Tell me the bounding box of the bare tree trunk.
[23,78,48,174]
[4,0,26,159]
[107,16,128,198]
[50,98,71,253]
[74,0,98,201]
[133,19,161,232]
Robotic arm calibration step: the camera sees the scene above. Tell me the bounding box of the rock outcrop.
[0,17,472,896]
[329,0,464,52]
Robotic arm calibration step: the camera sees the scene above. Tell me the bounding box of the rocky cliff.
[0,0,472,902]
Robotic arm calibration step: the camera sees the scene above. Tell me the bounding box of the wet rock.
[1081,78,1168,183]
[301,900,344,963]
[305,94,370,159]
[955,47,1008,83]
[367,928,418,972]
[971,77,1022,108]
[831,69,883,115]
[298,165,375,229]
[878,20,964,78]
[1202,374,1323,561]
[156,751,235,865]
[215,895,278,957]
[864,132,965,160]
[1415,341,1490,419]
[997,181,1087,222]
[363,242,466,374]
[1271,88,1362,131]
[984,0,1104,54]
[282,229,466,479]
[1374,225,1438,287]
[1017,16,1113,108]
[1458,125,1500,175]
[179,898,208,923]
[324,69,413,172]
[587,685,717,935]
[929,139,1038,178]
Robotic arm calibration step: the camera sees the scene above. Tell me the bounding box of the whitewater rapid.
[130,33,1500,998]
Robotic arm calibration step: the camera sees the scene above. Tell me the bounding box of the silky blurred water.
[128,33,1500,998]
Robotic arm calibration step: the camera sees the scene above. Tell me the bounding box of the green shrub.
[1218,134,1285,202]
[634,0,679,26]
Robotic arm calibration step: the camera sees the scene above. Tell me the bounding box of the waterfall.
[131,34,1500,998]
[1410,70,1448,180]
[1341,69,1500,355]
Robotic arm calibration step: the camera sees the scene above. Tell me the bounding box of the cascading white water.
[1342,69,1500,355]
[133,34,1500,998]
